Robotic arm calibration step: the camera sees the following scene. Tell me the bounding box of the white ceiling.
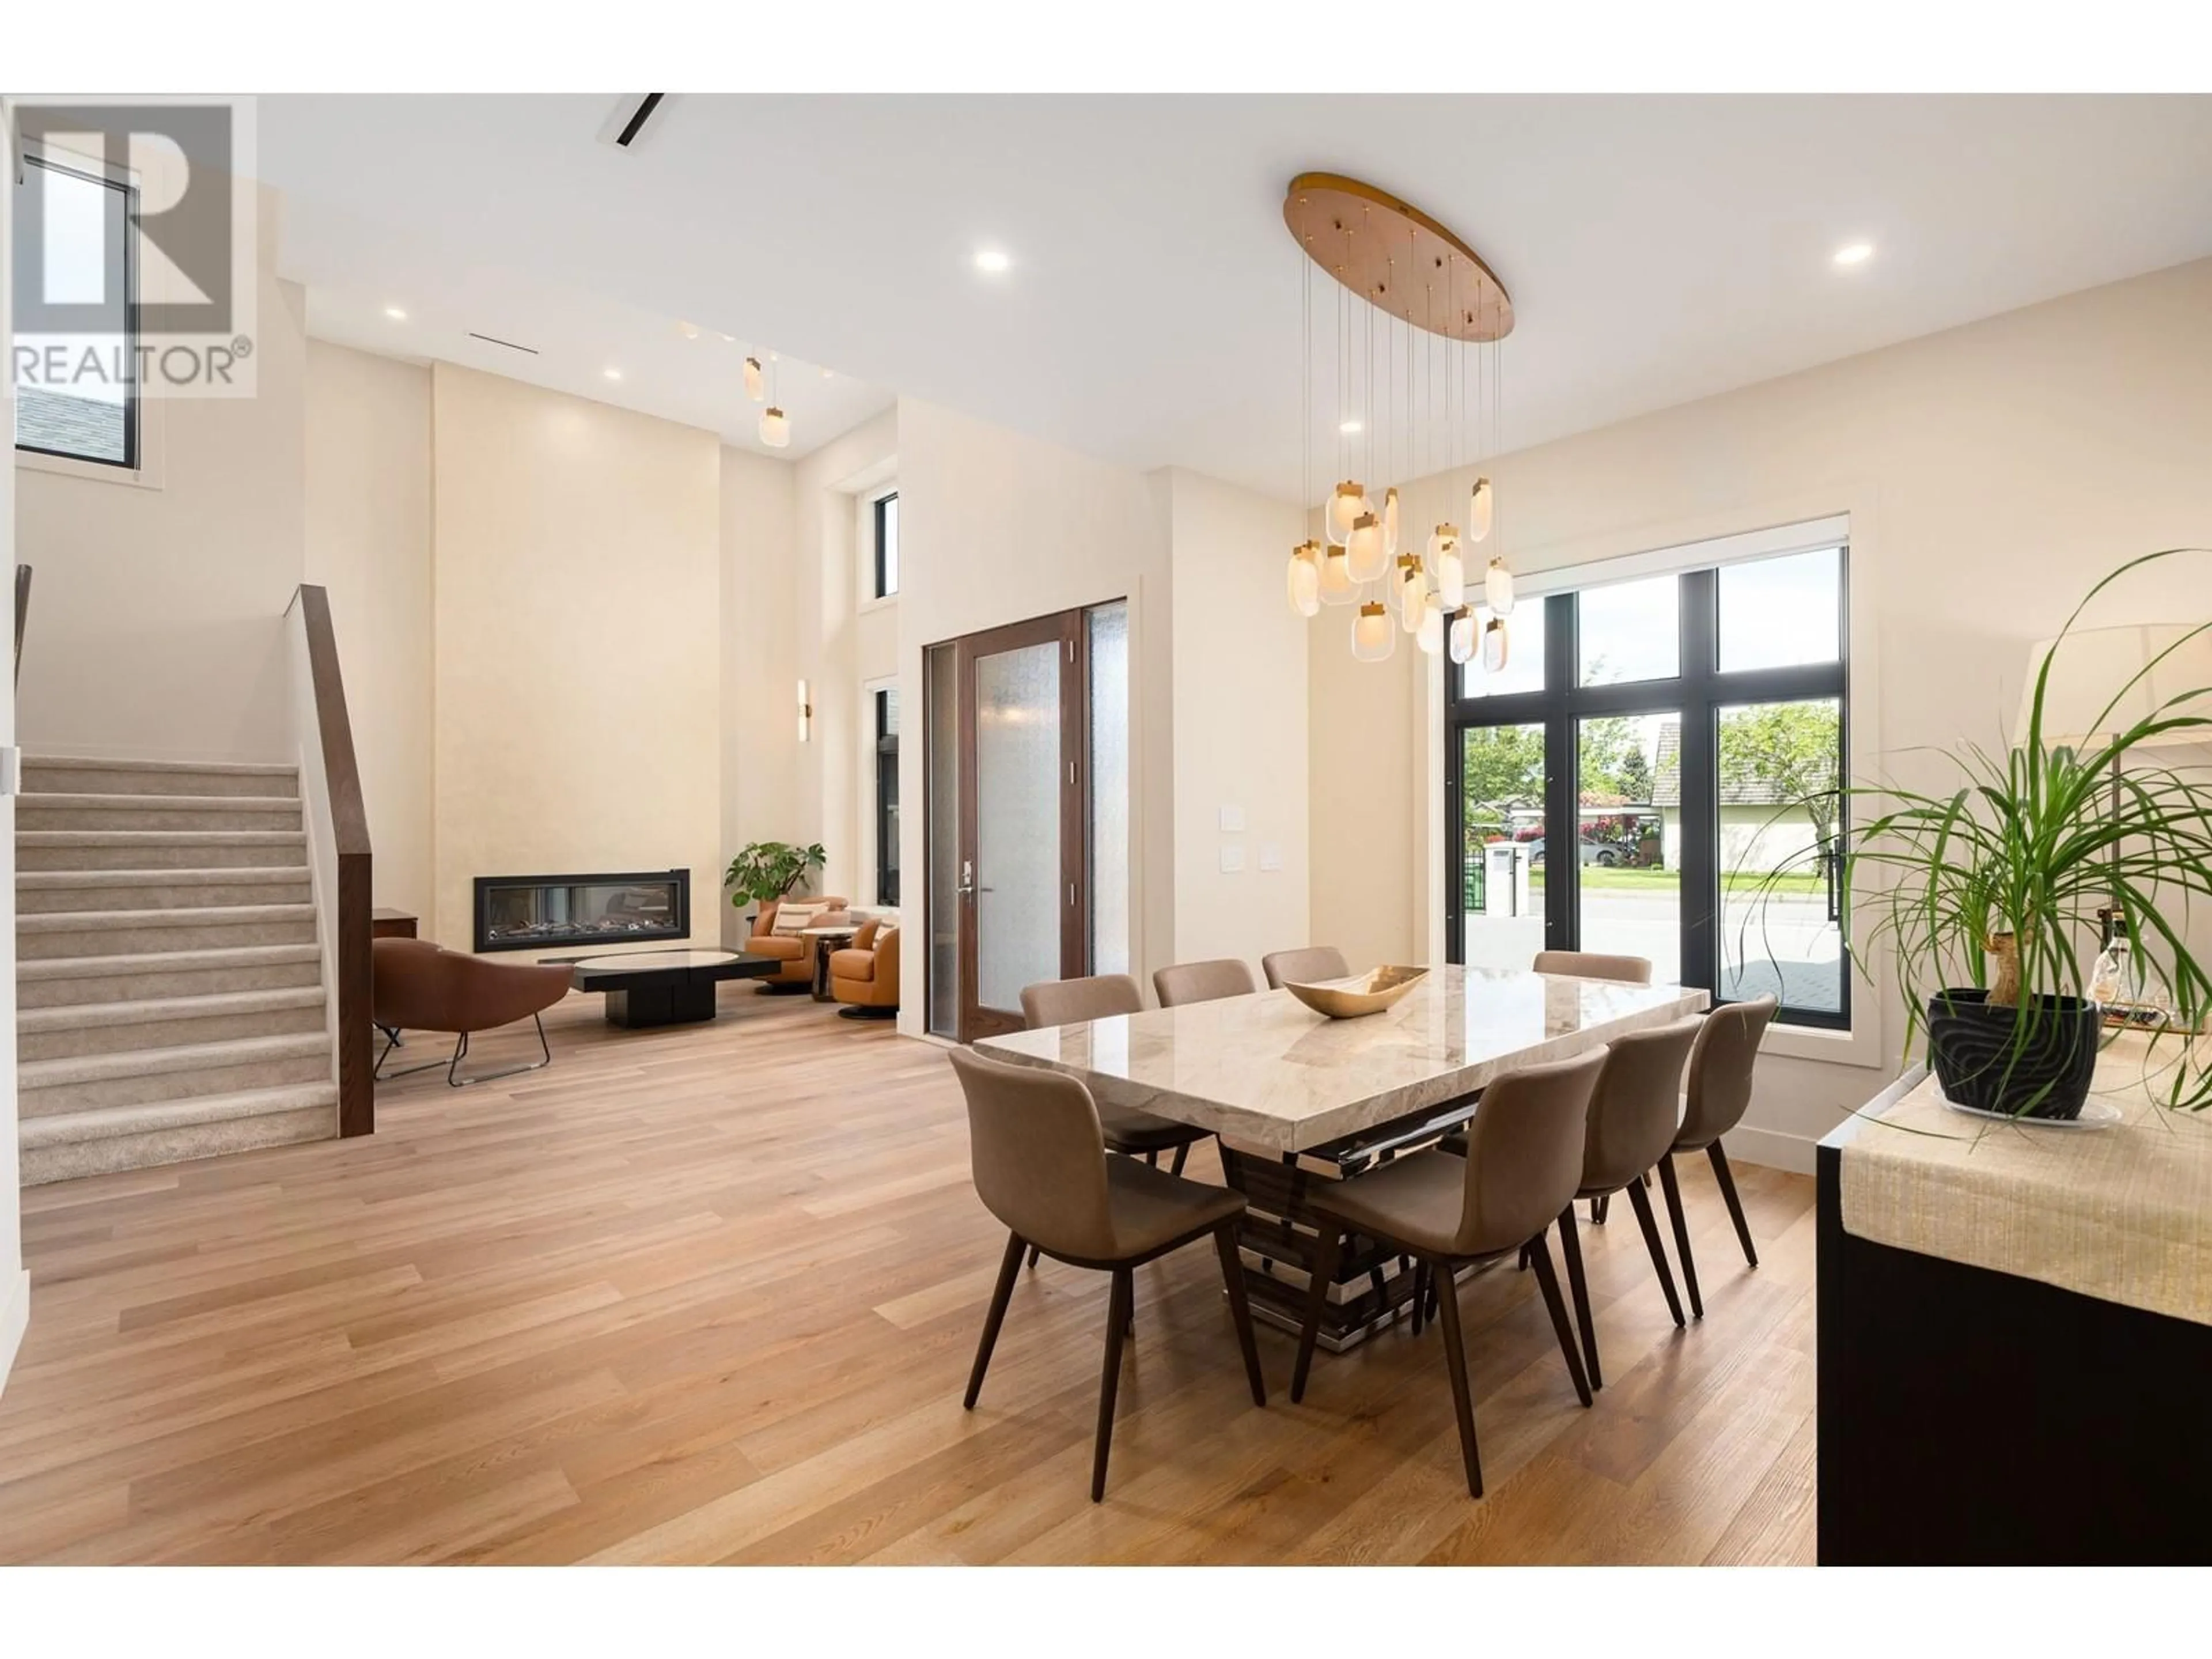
[261,95,2212,499]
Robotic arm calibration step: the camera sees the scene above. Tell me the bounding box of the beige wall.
[16,191,306,764]
[1311,255,2212,1169]
[893,397,1177,1033]
[1165,468,1311,967]
[719,445,800,944]
[304,342,433,919]
[429,365,722,952]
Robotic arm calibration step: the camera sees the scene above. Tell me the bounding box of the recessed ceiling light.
[383,305,407,320]
[1339,419,1363,434]
[1833,241,1875,267]
[974,248,1012,274]
[676,321,700,340]
[603,368,623,381]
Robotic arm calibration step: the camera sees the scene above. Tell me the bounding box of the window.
[12,151,138,468]
[874,687,900,907]
[1446,537,1848,1029]
[872,492,900,599]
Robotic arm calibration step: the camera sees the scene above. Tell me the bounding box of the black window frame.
[872,491,900,600]
[874,686,900,907]
[12,149,141,471]
[1444,547,1850,1031]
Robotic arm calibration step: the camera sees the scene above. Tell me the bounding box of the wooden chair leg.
[1429,1258,1484,1498]
[1145,1150,1158,1168]
[965,1230,1026,1410]
[1025,1243,1041,1270]
[1092,1268,1132,1502]
[1709,1141,1759,1268]
[1214,1223,1267,1406]
[1624,1175,1687,1328]
[1525,1229,1593,1407]
[1591,1194,1609,1225]
[1290,1226,1343,1403]
[1654,1154,1702,1319]
[1170,1141,1191,1177]
[1410,1262,1425,1336]
[1556,1203,1601,1390]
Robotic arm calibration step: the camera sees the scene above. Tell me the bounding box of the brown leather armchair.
[829,921,900,1018]
[745,895,852,988]
[372,937,573,1087]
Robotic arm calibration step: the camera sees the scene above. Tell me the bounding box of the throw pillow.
[771,901,824,937]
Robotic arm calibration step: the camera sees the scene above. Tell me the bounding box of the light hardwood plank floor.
[0,986,1817,1564]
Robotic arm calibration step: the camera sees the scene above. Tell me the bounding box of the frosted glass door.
[973,641,1063,1018]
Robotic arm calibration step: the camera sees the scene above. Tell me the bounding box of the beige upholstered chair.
[1656,996,1778,1319]
[949,1046,1265,1502]
[828,921,899,1017]
[1260,946,1351,990]
[1152,957,1257,1007]
[1292,1047,1604,1498]
[1552,1017,1703,1389]
[1533,949,1653,984]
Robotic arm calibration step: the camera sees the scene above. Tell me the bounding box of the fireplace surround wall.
[473,869,691,953]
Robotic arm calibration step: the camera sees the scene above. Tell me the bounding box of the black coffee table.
[555,948,781,1028]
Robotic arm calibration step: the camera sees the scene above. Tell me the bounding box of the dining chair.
[1153,957,1258,1007]
[1291,1047,1604,1498]
[1552,1017,1703,1389]
[1260,945,1351,990]
[1654,995,1778,1320]
[948,1047,1266,1502]
[1532,949,1653,984]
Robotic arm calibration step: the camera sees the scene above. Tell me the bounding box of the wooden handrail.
[14,563,29,688]
[290,584,374,1138]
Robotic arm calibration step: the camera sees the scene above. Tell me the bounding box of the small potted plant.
[1758,550,2211,1118]
[724,841,827,931]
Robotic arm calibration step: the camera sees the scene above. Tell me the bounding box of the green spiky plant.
[1749,549,2212,1115]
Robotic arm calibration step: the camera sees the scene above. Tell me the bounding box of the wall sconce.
[797,678,812,743]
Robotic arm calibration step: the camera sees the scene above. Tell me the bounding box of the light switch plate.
[1219,843,1246,873]
[1218,805,1246,833]
[1259,843,1283,872]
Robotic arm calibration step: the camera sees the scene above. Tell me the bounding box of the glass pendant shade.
[1317,544,1358,606]
[1482,615,1510,673]
[1381,487,1402,558]
[1425,522,1459,560]
[1416,594,1444,655]
[1346,513,1387,582]
[744,356,766,401]
[1468,476,1494,543]
[1448,607,1478,666]
[1395,556,1425,633]
[1327,481,1368,546]
[1286,543,1321,617]
[1351,601,1396,663]
[759,407,791,448]
[1436,544,1466,609]
[1485,555,1516,618]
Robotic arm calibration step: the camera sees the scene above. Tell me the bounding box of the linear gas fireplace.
[473,869,691,953]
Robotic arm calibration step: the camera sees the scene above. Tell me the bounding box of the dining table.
[977,963,1709,1350]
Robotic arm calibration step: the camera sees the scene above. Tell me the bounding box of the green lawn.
[1514,867,1825,895]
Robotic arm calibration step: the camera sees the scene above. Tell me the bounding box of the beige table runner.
[1840,1032,2212,1326]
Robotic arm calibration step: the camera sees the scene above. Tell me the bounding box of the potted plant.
[1763,551,2211,1118]
[724,840,827,930]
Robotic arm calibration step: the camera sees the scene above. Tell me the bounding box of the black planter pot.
[1926,988,2102,1120]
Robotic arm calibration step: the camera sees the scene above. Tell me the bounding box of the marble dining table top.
[976,964,1710,1154]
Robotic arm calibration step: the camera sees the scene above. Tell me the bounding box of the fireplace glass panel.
[474,870,690,952]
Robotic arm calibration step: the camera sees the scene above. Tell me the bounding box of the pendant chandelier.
[1282,174,1516,667]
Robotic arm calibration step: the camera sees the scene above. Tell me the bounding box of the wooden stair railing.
[290,585,374,1138]
[14,563,29,687]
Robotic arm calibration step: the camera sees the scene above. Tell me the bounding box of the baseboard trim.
[0,1268,29,1399]
[1725,1123,1817,1177]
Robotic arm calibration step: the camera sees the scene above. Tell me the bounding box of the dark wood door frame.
[952,608,1091,1043]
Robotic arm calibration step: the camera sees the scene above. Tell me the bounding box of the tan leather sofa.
[829,920,900,1018]
[372,937,574,1086]
[746,895,852,987]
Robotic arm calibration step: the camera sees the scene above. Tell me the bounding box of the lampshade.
[1435,541,1466,609]
[744,356,766,402]
[1485,556,1516,618]
[1286,543,1321,618]
[2016,623,2212,750]
[1317,543,1358,607]
[1347,513,1387,583]
[1448,607,1477,666]
[1482,615,1510,673]
[1381,487,1402,558]
[1351,601,1395,663]
[759,407,791,448]
[1327,482,1369,546]
[1468,476,1493,543]
[1395,556,1425,633]
[1416,594,1444,655]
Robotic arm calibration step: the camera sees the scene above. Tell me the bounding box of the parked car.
[1527,836,1623,867]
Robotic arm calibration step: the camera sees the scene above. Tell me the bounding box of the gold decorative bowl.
[1283,965,1429,1019]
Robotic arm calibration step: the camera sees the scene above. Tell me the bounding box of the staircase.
[14,756,340,1184]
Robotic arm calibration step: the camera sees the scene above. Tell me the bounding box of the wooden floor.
[0,986,1817,1565]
